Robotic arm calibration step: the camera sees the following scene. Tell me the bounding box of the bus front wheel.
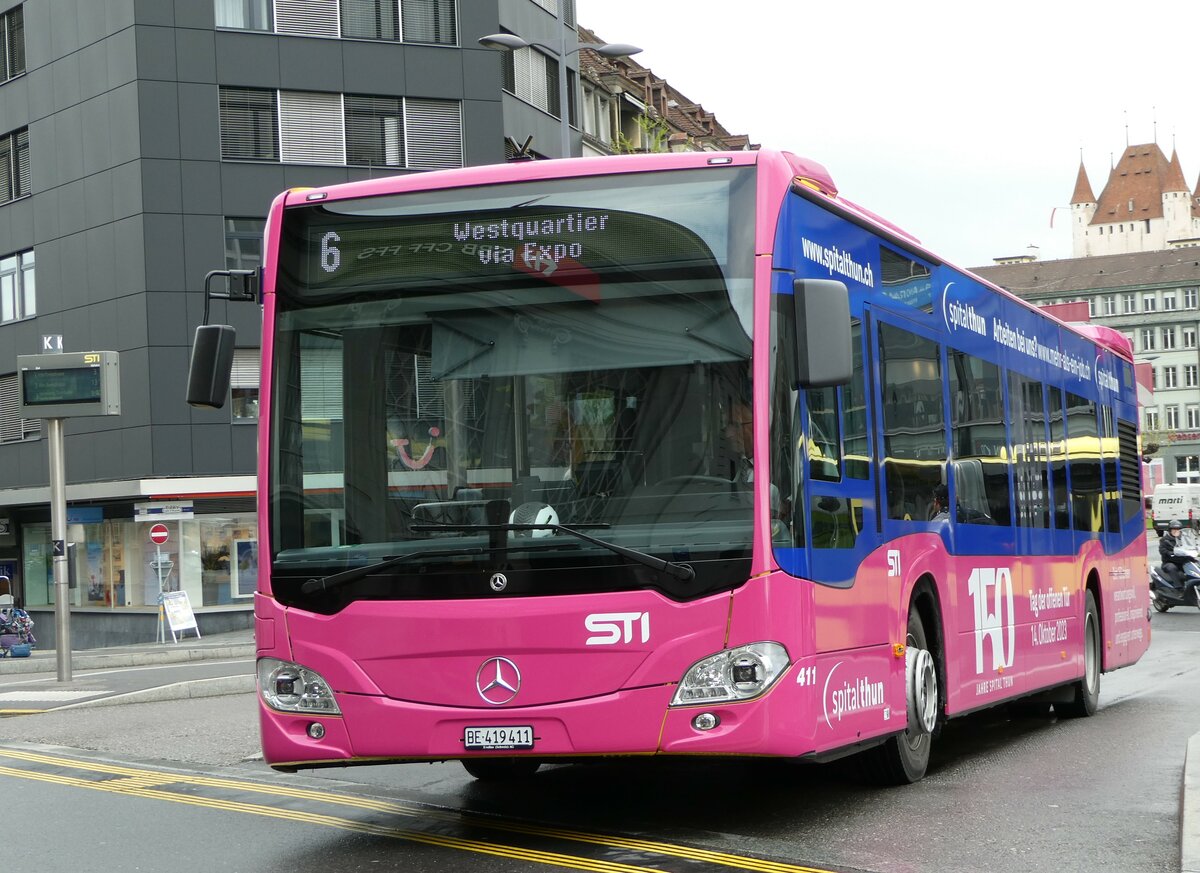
[859,602,937,785]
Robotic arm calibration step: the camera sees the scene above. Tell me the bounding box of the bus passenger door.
[804,320,884,650]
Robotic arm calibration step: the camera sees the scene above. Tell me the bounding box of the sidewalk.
[0,628,255,712]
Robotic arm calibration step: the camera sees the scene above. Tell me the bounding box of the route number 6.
[320,231,341,274]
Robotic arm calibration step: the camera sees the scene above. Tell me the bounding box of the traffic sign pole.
[48,418,70,682]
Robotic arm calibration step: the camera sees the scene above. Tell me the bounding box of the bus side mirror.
[792,278,851,388]
[187,324,237,408]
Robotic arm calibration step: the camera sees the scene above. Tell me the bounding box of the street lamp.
[478,31,642,158]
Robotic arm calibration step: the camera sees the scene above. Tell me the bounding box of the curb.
[0,645,256,675]
[53,674,257,710]
[1185,732,1200,873]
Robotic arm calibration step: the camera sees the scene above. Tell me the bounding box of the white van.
[1150,484,1200,535]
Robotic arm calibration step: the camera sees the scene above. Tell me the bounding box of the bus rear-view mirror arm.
[186,269,260,409]
[793,278,852,388]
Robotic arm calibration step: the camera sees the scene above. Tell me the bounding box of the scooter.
[1149,548,1200,612]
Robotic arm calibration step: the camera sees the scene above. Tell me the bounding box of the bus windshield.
[270,166,758,606]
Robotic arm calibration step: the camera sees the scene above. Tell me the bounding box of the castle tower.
[1070,161,1097,258]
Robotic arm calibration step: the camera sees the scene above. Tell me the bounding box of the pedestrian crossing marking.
[0,690,98,701]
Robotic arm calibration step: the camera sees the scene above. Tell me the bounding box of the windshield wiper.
[410,521,695,582]
[300,546,487,595]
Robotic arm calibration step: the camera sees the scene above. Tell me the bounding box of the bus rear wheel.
[461,757,541,782]
[859,602,937,785]
[1056,589,1100,718]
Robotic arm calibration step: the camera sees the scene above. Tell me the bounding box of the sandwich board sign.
[161,590,200,643]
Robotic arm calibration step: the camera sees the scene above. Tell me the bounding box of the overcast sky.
[580,0,1200,270]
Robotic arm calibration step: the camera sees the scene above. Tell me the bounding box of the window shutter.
[404,99,462,170]
[402,0,456,45]
[230,348,261,389]
[6,6,24,79]
[0,133,11,202]
[345,95,404,167]
[219,88,279,160]
[302,348,344,421]
[0,374,39,443]
[342,0,399,39]
[279,91,345,165]
[14,128,28,197]
[274,0,339,37]
[532,0,558,14]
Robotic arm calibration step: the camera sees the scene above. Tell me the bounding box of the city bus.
[189,149,1150,784]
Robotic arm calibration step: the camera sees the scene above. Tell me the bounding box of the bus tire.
[1057,589,1100,718]
[859,602,936,785]
[461,757,541,782]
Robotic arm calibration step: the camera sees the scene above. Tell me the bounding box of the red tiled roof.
[1070,161,1095,204]
[1091,143,1187,225]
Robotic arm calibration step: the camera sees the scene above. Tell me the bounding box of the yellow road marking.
[0,748,836,873]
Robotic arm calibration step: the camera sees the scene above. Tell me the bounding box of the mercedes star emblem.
[489,572,508,592]
[476,656,521,705]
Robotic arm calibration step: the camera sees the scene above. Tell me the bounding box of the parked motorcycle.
[1150,548,1200,612]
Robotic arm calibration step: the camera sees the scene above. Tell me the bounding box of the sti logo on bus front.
[585,612,650,646]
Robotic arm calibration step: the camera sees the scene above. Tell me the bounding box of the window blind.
[402,0,456,45]
[219,88,279,160]
[0,374,39,444]
[230,348,261,389]
[405,98,462,169]
[279,91,345,165]
[275,0,339,37]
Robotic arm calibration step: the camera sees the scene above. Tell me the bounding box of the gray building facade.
[0,0,582,646]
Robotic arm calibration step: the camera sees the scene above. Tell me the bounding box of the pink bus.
[190,150,1150,783]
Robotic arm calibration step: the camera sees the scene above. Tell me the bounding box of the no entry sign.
[149,523,169,545]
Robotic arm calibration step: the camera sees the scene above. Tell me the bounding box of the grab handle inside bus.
[792,278,852,388]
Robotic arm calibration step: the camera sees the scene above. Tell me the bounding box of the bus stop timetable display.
[18,351,121,418]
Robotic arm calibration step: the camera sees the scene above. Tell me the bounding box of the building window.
[1179,456,1200,484]
[231,348,260,422]
[502,43,568,120]
[1143,293,1157,312]
[345,95,404,167]
[0,126,29,205]
[1167,405,1180,430]
[1189,406,1200,429]
[220,87,462,170]
[0,248,33,323]
[1141,328,1156,351]
[1186,327,1198,348]
[214,0,271,30]
[1164,367,1178,388]
[341,0,456,44]
[1164,292,1178,311]
[1186,287,1198,309]
[1102,295,1116,316]
[0,373,40,444]
[224,218,264,271]
[0,5,24,82]
[1164,327,1177,350]
[1123,293,1136,314]
[1145,408,1160,431]
[219,88,279,161]
[1187,365,1198,388]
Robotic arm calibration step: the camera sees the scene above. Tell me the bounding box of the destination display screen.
[21,366,102,405]
[276,167,756,297]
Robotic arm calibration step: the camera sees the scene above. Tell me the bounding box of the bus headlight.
[671,642,790,705]
[258,658,341,715]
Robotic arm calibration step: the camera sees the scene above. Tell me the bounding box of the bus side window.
[806,385,841,481]
[948,349,1010,526]
[879,323,945,521]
